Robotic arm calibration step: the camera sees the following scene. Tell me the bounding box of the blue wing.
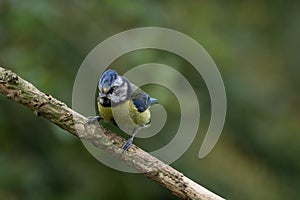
[132,91,150,112]
[131,86,158,112]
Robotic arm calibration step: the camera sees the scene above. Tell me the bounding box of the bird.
[88,69,158,152]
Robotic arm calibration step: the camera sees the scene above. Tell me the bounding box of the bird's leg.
[86,116,102,124]
[122,128,139,152]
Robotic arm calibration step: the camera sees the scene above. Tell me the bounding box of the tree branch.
[0,66,225,200]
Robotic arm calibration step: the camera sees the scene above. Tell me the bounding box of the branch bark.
[0,66,225,200]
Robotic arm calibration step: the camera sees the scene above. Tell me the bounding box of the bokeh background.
[1,1,300,199]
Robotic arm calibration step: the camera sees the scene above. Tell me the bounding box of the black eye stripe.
[107,86,115,94]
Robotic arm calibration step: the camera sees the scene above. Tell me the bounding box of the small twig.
[0,66,225,200]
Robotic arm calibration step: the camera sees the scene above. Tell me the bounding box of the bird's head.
[98,69,118,95]
[98,69,132,105]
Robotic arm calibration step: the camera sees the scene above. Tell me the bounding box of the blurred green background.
[1,1,300,199]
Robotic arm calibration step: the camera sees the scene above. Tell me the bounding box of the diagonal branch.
[0,66,225,200]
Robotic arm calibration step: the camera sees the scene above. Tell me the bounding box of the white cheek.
[110,95,119,103]
[119,89,128,101]
[99,98,104,104]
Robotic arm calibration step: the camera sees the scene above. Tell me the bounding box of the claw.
[86,116,102,124]
[122,137,134,153]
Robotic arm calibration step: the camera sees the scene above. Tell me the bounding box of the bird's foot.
[86,116,102,125]
[122,137,134,153]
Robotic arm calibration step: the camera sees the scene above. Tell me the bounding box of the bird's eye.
[107,86,116,94]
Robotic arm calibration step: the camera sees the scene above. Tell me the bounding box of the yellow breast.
[128,100,151,126]
[97,103,113,122]
[97,101,151,128]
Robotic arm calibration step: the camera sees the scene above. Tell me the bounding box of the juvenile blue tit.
[88,69,158,152]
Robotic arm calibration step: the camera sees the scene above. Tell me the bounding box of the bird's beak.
[149,97,158,105]
[99,93,107,98]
